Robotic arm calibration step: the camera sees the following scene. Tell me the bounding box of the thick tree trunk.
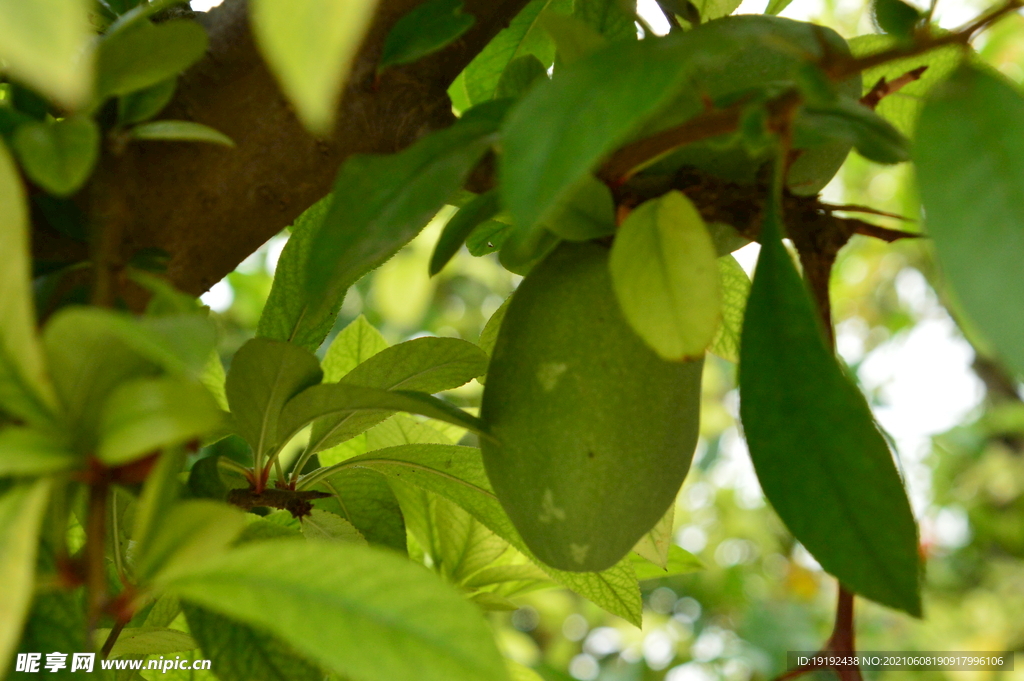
[39,0,529,304]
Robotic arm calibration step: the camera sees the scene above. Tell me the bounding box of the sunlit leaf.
[250,0,378,134]
[129,120,235,147]
[916,64,1024,378]
[610,191,721,360]
[0,0,92,107]
[0,140,57,426]
[710,254,750,363]
[97,19,208,98]
[164,541,511,681]
[0,479,51,673]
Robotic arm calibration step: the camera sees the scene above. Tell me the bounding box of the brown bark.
[47,0,529,303]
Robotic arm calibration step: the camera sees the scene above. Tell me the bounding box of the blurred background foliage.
[191,1,1024,679]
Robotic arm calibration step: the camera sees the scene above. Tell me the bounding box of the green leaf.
[738,174,921,616]
[916,64,1024,378]
[0,0,92,107]
[131,448,188,564]
[0,139,57,426]
[849,36,962,136]
[97,19,209,98]
[183,604,327,681]
[142,500,246,584]
[462,0,565,105]
[305,444,643,625]
[300,508,366,543]
[163,541,511,681]
[872,0,922,38]
[97,377,225,466]
[0,479,51,673]
[798,97,910,165]
[320,315,389,381]
[224,338,323,463]
[96,627,197,658]
[467,217,514,256]
[539,175,616,242]
[256,196,337,352]
[379,0,475,71]
[315,471,407,551]
[0,427,78,476]
[763,0,791,15]
[687,0,743,22]
[500,31,730,231]
[304,106,504,330]
[306,336,488,452]
[494,55,548,100]
[117,78,177,125]
[12,116,99,196]
[15,589,110,681]
[249,0,377,134]
[574,0,639,42]
[129,120,235,147]
[630,545,703,581]
[430,190,501,276]
[280,383,488,454]
[478,293,513,357]
[710,254,750,363]
[43,308,216,447]
[540,11,607,65]
[610,191,721,360]
[632,504,673,568]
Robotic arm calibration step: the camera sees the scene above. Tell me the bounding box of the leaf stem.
[84,479,109,630]
[100,618,128,660]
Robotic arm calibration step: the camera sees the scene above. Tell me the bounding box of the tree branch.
[61,0,529,307]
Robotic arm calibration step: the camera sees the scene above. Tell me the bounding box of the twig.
[823,203,913,221]
[860,66,929,109]
[84,478,109,630]
[844,219,924,242]
[100,619,128,660]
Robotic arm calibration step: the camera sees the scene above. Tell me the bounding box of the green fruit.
[481,242,703,572]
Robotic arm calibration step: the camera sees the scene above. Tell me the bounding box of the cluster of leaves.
[3,0,1024,679]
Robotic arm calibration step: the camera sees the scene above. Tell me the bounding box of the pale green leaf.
[632,504,673,568]
[304,445,643,625]
[129,120,235,147]
[143,500,247,584]
[43,309,216,449]
[379,0,475,71]
[256,196,337,352]
[249,0,378,134]
[494,55,547,99]
[131,448,188,566]
[321,315,389,382]
[301,508,367,544]
[200,351,228,411]
[12,116,99,197]
[0,0,92,107]
[0,479,51,673]
[117,77,177,125]
[764,0,791,15]
[0,427,78,476]
[95,627,197,658]
[306,337,488,452]
[709,254,750,363]
[163,541,511,681]
[183,604,326,681]
[0,139,57,426]
[280,383,488,454]
[916,64,1024,377]
[630,545,703,581]
[224,338,323,462]
[478,293,513,358]
[610,191,721,360]
[97,19,208,98]
[507,661,546,681]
